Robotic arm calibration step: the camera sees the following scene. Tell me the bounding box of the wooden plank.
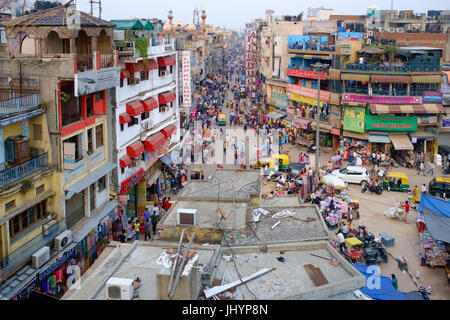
[304,264,328,286]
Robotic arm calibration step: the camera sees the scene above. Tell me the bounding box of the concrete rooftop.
[213,241,365,300]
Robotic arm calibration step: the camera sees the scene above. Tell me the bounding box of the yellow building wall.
[3,121,23,140]
[340,40,363,63]
[28,114,53,163]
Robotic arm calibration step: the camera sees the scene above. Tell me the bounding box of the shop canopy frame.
[389,134,414,151]
[369,103,445,114]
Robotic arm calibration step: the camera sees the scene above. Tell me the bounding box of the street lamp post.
[312,62,329,191]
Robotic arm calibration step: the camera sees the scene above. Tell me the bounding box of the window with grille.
[96,124,104,148]
[9,200,47,239]
[179,212,195,225]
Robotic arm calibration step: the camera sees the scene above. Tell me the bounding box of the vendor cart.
[344,237,364,264]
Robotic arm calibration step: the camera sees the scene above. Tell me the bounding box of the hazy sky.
[75,0,450,29]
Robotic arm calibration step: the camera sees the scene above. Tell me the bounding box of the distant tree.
[384,45,399,64]
[0,0,33,15]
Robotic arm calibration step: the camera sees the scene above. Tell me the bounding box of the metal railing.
[76,54,93,72]
[343,63,408,72]
[0,93,40,117]
[0,153,48,189]
[288,43,336,52]
[0,220,65,277]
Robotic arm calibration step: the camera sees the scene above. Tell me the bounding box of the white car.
[331,166,369,185]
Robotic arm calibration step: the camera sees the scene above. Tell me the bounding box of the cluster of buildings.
[0,2,230,300]
[253,7,450,162]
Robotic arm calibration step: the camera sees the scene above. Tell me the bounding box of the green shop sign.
[271,92,288,101]
[365,115,417,131]
[343,106,365,133]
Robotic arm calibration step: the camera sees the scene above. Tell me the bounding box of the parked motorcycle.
[361,183,383,195]
[363,242,388,264]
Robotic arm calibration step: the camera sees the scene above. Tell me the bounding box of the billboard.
[365,115,417,132]
[75,67,120,97]
[343,106,365,133]
[341,93,422,104]
[182,51,192,108]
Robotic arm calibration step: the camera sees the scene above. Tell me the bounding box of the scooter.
[361,183,383,195]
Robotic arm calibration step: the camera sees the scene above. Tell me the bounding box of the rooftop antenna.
[390,0,394,10]
[90,0,102,18]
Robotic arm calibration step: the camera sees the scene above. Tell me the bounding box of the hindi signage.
[290,93,326,107]
[182,51,192,108]
[287,83,330,102]
[342,93,422,104]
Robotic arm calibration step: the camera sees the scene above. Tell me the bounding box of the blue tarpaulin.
[352,264,407,300]
[418,194,450,243]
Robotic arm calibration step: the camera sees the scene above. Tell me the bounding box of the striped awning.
[409,131,436,140]
[371,75,411,83]
[341,73,370,82]
[369,104,445,114]
[389,134,413,150]
[411,75,443,83]
[343,130,369,140]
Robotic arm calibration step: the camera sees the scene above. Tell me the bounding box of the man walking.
[421,183,427,196]
[144,219,151,241]
[401,201,410,224]
[337,231,346,254]
[151,211,158,239]
[417,161,425,176]
[427,162,434,176]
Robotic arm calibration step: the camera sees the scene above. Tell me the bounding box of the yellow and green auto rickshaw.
[250,157,277,175]
[217,113,226,126]
[271,154,290,171]
[383,172,410,192]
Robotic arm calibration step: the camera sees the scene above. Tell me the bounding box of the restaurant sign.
[291,93,326,107]
[286,69,326,80]
[342,93,422,104]
[271,91,288,101]
[287,83,330,102]
[423,91,442,103]
[365,115,417,132]
[121,168,144,194]
[343,106,365,133]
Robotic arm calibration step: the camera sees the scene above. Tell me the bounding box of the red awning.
[142,97,158,112]
[127,141,144,158]
[120,69,130,79]
[126,61,144,73]
[161,125,176,138]
[119,112,131,124]
[157,56,176,66]
[158,92,176,104]
[126,100,145,116]
[144,132,166,152]
[119,155,131,168]
[147,59,158,70]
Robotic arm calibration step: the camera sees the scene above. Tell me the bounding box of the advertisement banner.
[291,93,326,107]
[287,83,330,102]
[286,69,326,80]
[121,168,144,194]
[340,44,352,55]
[182,51,192,108]
[337,32,362,42]
[137,181,147,211]
[343,106,365,133]
[365,115,417,131]
[75,67,120,97]
[442,118,450,128]
[341,93,422,104]
[423,91,442,103]
[271,91,288,101]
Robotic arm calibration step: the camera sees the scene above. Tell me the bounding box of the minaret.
[168,9,173,26]
[201,9,207,33]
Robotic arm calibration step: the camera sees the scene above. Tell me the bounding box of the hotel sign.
[182,51,192,108]
[286,69,326,80]
[287,84,330,102]
[121,168,144,194]
[342,93,422,104]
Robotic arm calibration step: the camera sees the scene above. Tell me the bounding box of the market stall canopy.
[320,174,346,190]
[126,100,145,116]
[408,131,435,140]
[370,75,411,83]
[352,265,407,300]
[358,47,385,55]
[411,75,443,84]
[369,104,445,114]
[343,130,369,140]
[418,194,450,243]
[389,134,413,150]
[160,154,174,168]
[266,110,286,120]
[369,134,391,144]
[341,73,370,82]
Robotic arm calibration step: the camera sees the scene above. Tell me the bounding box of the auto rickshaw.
[271,154,290,171]
[344,237,364,264]
[250,158,277,175]
[217,113,226,126]
[383,172,409,192]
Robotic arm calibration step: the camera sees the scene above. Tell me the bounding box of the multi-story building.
[110,18,180,219]
[0,5,120,299]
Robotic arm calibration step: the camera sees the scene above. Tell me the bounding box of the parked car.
[332,166,369,185]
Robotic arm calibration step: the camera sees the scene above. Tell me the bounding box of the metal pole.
[314,71,321,191]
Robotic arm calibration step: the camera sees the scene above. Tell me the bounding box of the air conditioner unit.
[364,33,369,38]
[160,70,168,76]
[129,78,140,85]
[368,30,373,36]
[388,27,396,32]
[105,278,134,300]
[54,230,73,251]
[32,246,50,268]
[177,208,198,225]
[396,28,404,32]
[130,159,139,168]
[368,87,373,95]
[42,220,57,236]
[142,122,149,130]
[366,39,372,44]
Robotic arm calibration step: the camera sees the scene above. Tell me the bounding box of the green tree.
[384,46,399,64]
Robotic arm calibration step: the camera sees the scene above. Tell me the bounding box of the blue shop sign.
[423,91,442,103]
[37,245,76,281]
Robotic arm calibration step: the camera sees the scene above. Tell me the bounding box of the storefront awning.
[146,59,158,70]
[310,121,333,132]
[411,75,443,84]
[341,73,370,82]
[409,131,436,140]
[65,162,116,200]
[142,97,158,111]
[119,112,131,124]
[369,134,391,143]
[161,124,176,138]
[119,155,131,168]
[371,75,411,83]
[343,130,369,140]
[160,154,174,168]
[127,141,145,158]
[293,118,310,129]
[120,69,130,79]
[126,61,144,73]
[158,91,176,104]
[126,100,145,116]
[389,134,414,150]
[267,111,286,120]
[369,103,445,114]
[144,132,166,152]
[330,128,341,135]
[157,56,176,66]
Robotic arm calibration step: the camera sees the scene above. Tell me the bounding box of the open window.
[60,82,82,127]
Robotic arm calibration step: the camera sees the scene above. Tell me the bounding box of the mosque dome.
[163,23,172,32]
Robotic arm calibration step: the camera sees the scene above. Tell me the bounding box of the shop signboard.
[423,91,442,103]
[119,195,129,206]
[337,32,362,42]
[74,67,120,97]
[182,51,192,108]
[38,245,76,281]
[443,118,450,128]
[286,69,326,80]
[276,101,288,110]
[365,115,417,131]
[340,44,352,55]
[137,181,147,212]
[271,91,288,101]
[342,93,422,104]
[330,128,341,135]
[121,168,144,195]
[287,84,330,102]
[291,93,325,107]
[343,106,365,133]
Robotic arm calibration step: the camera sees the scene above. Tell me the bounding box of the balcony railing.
[0,93,40,117]
[77,54,93,72]
[100,53,114,69]
[343,62,441,73]
[0,153,48,189]
[288,42,336,52]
